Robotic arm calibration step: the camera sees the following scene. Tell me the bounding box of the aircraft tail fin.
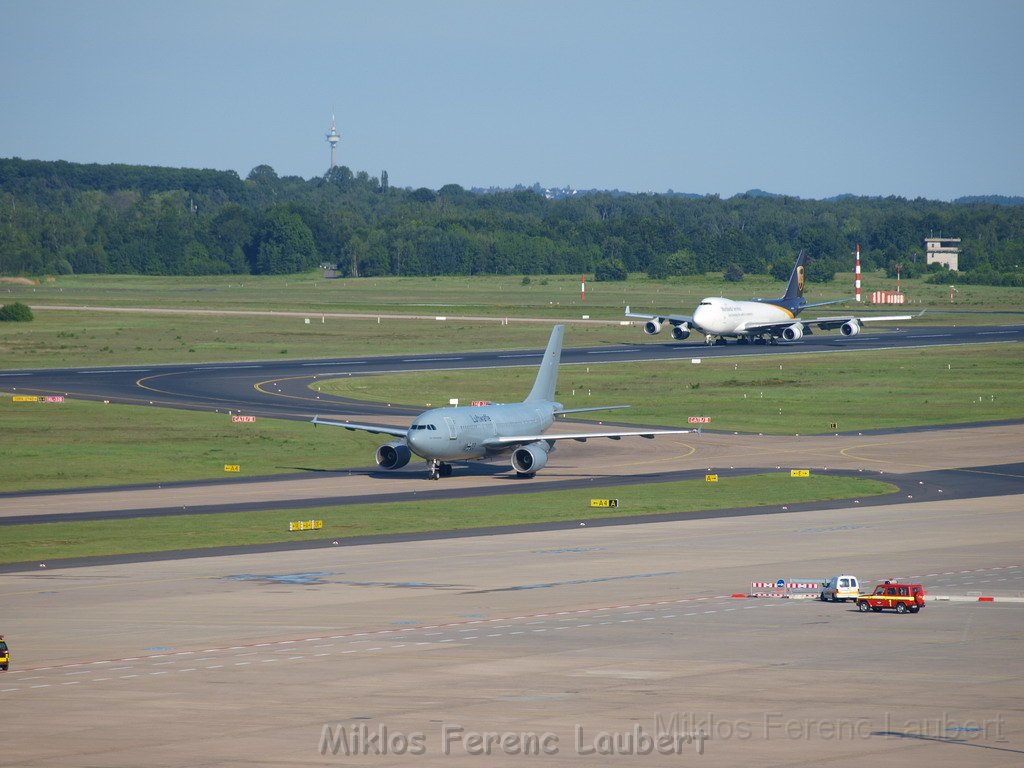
[525,325,565,403]
[782,250,808,302]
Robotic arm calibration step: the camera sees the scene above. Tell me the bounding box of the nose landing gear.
[427,460,453,480]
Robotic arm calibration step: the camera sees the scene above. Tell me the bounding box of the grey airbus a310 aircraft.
[312,325,695,480]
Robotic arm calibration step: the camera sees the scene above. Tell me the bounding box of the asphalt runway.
[3,495,1022,766]
[2,322,1022,422]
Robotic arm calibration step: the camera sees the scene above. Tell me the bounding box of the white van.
[819,575,860,602]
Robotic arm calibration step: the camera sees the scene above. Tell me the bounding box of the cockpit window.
[698,301,712,306]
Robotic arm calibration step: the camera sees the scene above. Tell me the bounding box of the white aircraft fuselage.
[406,401,557,462]
[691,297,797,336]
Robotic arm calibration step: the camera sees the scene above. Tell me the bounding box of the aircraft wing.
[481,428,695,449]
[802,298,849,309]
[625,307,699,328]
[554,405,631,415]
[737,310,918,337]
[311,416,408,437]
[806,312,917,331]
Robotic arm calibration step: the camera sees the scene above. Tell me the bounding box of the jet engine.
[511,441,550,475]
[840,321,861,337]
[643,319,662,335]
[782,323,804,341]
[376,440,412,470]
[671,325,691,341]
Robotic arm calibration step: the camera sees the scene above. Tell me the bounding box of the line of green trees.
[1,157,1022,285]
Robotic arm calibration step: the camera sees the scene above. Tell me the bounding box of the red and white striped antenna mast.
[581,274,586,302]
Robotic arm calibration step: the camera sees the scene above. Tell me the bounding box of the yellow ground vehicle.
[0,636,9,671]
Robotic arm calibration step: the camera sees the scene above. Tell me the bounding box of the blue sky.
[3,1,1022,200]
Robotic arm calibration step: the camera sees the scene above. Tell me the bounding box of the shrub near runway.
[0,474,896,565]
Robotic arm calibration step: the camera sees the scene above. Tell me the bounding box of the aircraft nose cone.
[406,429,426,456]
[692,304,712,330]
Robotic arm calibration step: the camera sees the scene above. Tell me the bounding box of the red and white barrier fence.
[745,580,824,598]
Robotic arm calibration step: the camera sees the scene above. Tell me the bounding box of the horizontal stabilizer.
[555,404,631,415]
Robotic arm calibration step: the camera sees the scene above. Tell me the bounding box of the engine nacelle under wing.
[671,325,691,341]
[511,441,550,475]
[643,319,662,335]
[782,323,804,341]
[840,320,861,336]
[376,440,412,470]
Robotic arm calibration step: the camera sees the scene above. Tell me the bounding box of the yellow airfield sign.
[289,520,323,531]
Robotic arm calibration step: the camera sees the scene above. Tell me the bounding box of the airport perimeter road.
[2,494,1022,767]
[1,323,1021,420]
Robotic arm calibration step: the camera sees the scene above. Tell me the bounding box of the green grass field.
[0,398,381,492]
[4,271,1021,315]
[1,343,1020,493]
[316,345,1024,434]
[2,271,1019,369]
[0,473,896,565]
[0,309,634,368]
[1,271,1018,564]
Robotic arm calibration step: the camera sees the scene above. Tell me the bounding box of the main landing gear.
[427,460,453,480]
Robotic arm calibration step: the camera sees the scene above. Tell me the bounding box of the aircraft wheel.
[439,463,453,477]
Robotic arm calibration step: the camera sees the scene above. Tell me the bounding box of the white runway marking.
[303,361,366,366]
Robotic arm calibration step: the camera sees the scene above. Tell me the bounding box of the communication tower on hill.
[325,114,341,169]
